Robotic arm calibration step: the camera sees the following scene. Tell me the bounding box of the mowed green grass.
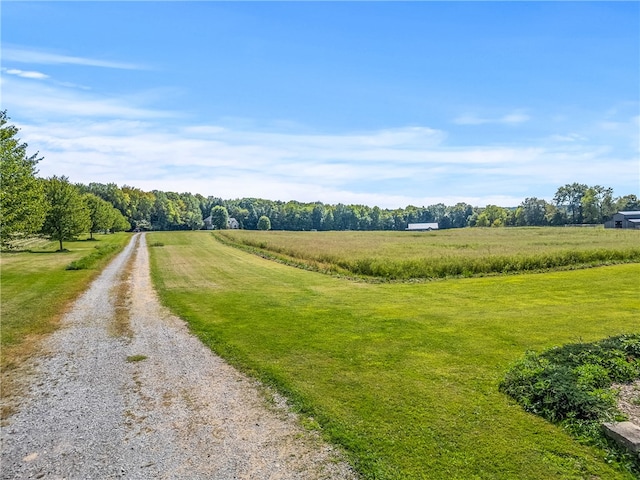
[218,228,640,279]
[149,231,639,479]
[0,233,131,369]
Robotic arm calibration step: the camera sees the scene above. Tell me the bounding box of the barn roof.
[407,223,439,230]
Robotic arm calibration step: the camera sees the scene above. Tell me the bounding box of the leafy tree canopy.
[0,111,48,248]
[210,205,229,230]
[42,176,91,251]
[257,215,271,231]
[84,193,115,238]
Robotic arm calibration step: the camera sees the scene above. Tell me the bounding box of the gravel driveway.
[1,233,357,479]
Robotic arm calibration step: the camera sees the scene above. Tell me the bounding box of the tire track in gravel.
[1,233,357,480]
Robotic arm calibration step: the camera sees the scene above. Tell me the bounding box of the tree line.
[1,112,129,250]
[70,183,638,234]
[2,111,639,249]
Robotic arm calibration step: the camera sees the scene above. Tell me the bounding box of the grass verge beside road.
[149,231,640,479]
[0,233,131,418]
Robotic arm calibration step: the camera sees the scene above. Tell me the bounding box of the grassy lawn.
[0,233,131,399]
[149,230,640,479]
[217,227,640,279]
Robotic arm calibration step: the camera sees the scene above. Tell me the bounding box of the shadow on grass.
[27,249,71,254]
[1,249,69,254]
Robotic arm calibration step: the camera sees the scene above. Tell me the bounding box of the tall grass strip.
[216,229,640,280]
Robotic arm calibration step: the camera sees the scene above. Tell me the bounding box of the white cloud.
[4,70,636,209]
[549,133,588,142]
[501,112,530,124]
[4,68,49,79]
[15,114,637,208]
[453,110,530,126]
[452,114,487,126]
[3,45,145,70]
[1,75,173,120]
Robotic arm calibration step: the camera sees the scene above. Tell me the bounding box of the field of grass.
[216,227,640,280]
[0,233,131,415]
[149,230,640,479]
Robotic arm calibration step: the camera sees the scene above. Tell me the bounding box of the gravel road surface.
[1,233,357,479]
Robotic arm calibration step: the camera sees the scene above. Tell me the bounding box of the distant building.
[604,211,640,229]
[406,223,439,231]
[202,216,240,230]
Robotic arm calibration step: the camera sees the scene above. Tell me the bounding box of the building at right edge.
[604,211,640,229]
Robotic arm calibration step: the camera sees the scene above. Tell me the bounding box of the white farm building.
[406,223,439,231]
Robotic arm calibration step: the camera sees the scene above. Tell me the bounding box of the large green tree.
[0,111,48,248]
[449,203,473,228]
[554,183,588,224]
[581,185,614,224]
[84,193,115,239]
[210,205,229,230]
[150,190,180,230]
[615,194,640,212]
[257,215,271,231]
[518,197,548,226]
[42,176,91,251]
[474,205,509,227]
[122,185,155,229]
[111,207,131,232]
[181,192,204,230]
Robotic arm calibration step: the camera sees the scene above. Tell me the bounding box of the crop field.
[0,233,131,392]
[216,227,640,279]
[149,230,640,479]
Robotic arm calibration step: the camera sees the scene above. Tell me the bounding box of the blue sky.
[2,1,638,208]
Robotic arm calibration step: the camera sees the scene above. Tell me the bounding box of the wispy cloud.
[501,112,530,124]
[453,111,530,126]
[4,66,636,209]
[1,75,173,119]
[549,133,588,142]
[3,68,49,79]
[3,45,146,70]
[15,114,637,208]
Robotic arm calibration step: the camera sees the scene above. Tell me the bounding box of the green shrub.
[500,334,640,475]
[501,334,640,420]
[575,363,611,390]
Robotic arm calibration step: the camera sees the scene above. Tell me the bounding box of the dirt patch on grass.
[1,342,40,423]
[109,235,138,339]
[616,380,640,425]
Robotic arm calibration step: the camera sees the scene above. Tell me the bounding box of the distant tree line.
[75,184,637,233]
[2,110,639,249]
